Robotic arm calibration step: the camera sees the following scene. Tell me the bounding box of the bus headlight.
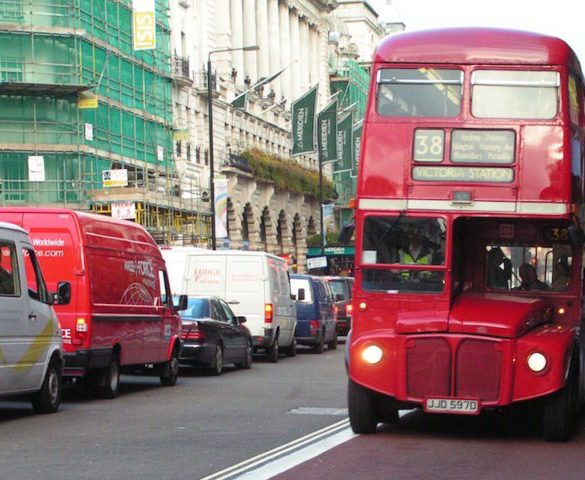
[362,345,383,365]
[527,352,547,373]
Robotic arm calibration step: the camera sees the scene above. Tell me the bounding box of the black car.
[176,296,253,375]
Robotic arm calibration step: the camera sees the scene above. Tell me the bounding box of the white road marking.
[202,410,415,480]
[200,419,353,480]
[287,407,348,416]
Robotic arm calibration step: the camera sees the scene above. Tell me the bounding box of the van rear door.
[184,255,227,298]
[225,257,265,336]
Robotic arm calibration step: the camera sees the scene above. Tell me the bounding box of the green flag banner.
[291,85,318,156]
[231,91,247,110]
[317,99,338,163]
[335,112,353,172]
[352,120,363,177]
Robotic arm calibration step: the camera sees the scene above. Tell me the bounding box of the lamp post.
[207,45,259,250]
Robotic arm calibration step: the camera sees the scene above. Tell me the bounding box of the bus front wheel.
[348,379,378,434]
[543,356,580,442]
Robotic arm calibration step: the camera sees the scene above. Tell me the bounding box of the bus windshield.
[376,68,463,117]
[361,216,446,293]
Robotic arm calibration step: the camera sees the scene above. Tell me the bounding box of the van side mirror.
[174,294,188,312]
[568,224,585,246]
[236,316,247,324]
[297,288,305,301]
[53,281,71,305]
[338,222,355,244]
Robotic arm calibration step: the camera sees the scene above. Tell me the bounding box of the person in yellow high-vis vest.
[398,228,434,279]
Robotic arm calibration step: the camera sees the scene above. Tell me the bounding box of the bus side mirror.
[568,224,585,246]
[297,288,305,301]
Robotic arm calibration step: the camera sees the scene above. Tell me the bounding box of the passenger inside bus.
[514,263,549,291]
[551,256,571,291]
[487,247,512,289]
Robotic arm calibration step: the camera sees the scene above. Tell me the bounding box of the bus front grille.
[406,337,502,402]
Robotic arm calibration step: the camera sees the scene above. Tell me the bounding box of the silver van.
[0,221,70,413]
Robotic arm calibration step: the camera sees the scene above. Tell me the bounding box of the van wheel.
[209,344,223,376]
[31,358,62,414]
[160,347,180,386]
[236,341,253,370]
[348,378,378,434]
[313,330,325,354]
[327,333,338,350]
[101,354,120,399]
[267,338,279,363]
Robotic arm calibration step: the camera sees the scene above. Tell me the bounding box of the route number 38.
[414,129,445,162]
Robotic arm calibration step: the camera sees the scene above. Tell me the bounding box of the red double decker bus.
[347,28,585,441]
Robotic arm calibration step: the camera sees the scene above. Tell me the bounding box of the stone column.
[230,0,244,78]
[310,26,319,87]
[267,0,280,97]
[299,17,310,90]
[317,23,331,105]
[289,8,300,99]
[216,0,231,49]
[263,210,278,255]
[255,0,269,80]
[243,0,258,81]
[278,1,291,101]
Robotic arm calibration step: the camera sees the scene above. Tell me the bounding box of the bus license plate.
[424,398,480,415]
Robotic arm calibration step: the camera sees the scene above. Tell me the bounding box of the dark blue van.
[289,274,337,353]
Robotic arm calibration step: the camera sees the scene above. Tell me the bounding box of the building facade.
[0,0,199,243]
[169,0,340,269]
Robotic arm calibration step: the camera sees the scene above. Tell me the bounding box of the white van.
[0,221,70,413]
[162,249,296,362]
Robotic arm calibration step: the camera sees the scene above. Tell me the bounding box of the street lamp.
[207,45,259,250]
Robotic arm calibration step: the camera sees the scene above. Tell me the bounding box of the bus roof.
[374,28,581,71]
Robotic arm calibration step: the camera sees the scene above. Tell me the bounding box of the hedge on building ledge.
[241,148,334,200]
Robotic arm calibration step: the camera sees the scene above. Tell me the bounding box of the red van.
[0,208,186,398]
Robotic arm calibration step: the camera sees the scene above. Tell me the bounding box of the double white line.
[201,419,356,480]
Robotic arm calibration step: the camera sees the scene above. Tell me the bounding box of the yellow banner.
[78,93,98,109]
[133,0,156,51]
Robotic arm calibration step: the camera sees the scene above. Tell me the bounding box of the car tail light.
[75,317,88,340]
[333,305,339,318]
[310,320,320,335]
[346,303,353,316]
[182,323,205,340]
[265,303,273,324]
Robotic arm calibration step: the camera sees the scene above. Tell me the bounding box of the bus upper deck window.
[471,70,559,119]
[376,68,463,118]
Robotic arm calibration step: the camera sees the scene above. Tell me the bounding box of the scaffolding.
[0,0,207,243]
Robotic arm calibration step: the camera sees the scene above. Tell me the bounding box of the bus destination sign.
[413,166,514,183]
[451,129,515,164]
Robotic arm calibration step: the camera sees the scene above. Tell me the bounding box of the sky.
[370,0,585,65]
